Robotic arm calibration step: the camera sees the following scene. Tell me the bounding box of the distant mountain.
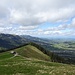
[0,33,30,51]
[0,33,56,51]
[0,33,50,51]
[20,35,52,45]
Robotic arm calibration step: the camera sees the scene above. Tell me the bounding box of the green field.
[0,45,75,75]
[53,42,75,50]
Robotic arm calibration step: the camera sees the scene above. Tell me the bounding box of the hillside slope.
[0,51,75,75]
[13,45,50,61]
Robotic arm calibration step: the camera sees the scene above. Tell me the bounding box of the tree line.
[29,42,74,64]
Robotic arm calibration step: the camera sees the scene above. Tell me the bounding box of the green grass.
[15,45,50,61]
[0,45,75,75]
[0,52,13,60]
[53,43,75,50]
[0,55,75,75]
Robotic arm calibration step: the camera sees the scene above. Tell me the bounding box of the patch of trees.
[29,42,75,64]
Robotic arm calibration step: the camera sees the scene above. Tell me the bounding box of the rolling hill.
[0,45,75,75]
[11,44,50,61]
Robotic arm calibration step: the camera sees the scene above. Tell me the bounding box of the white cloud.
[19,26,38,30]
[0,0,75,25]
[44,31,62,35]
[0,6,9,19]
[0,0,75,37]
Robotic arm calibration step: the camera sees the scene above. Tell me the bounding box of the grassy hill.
[13,45,50,61]
[0,44,75,75]
[0,51,75,75]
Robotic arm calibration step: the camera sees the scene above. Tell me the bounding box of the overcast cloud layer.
[0,0,75,37]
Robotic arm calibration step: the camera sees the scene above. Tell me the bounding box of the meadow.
[0,45,75,75]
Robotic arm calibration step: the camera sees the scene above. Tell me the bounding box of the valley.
[0,33,75,74]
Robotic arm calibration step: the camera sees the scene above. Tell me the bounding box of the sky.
[0,0,75,38]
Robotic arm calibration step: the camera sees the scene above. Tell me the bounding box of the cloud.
[8,0,75,25]
[69,18,75,28]
[19,26,38,30]
[1,0,75,25]
[0,0,75,37]
[46,24,68,31]
[36,22,75,36]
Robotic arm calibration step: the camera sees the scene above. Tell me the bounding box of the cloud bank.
[0,0,75,37]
